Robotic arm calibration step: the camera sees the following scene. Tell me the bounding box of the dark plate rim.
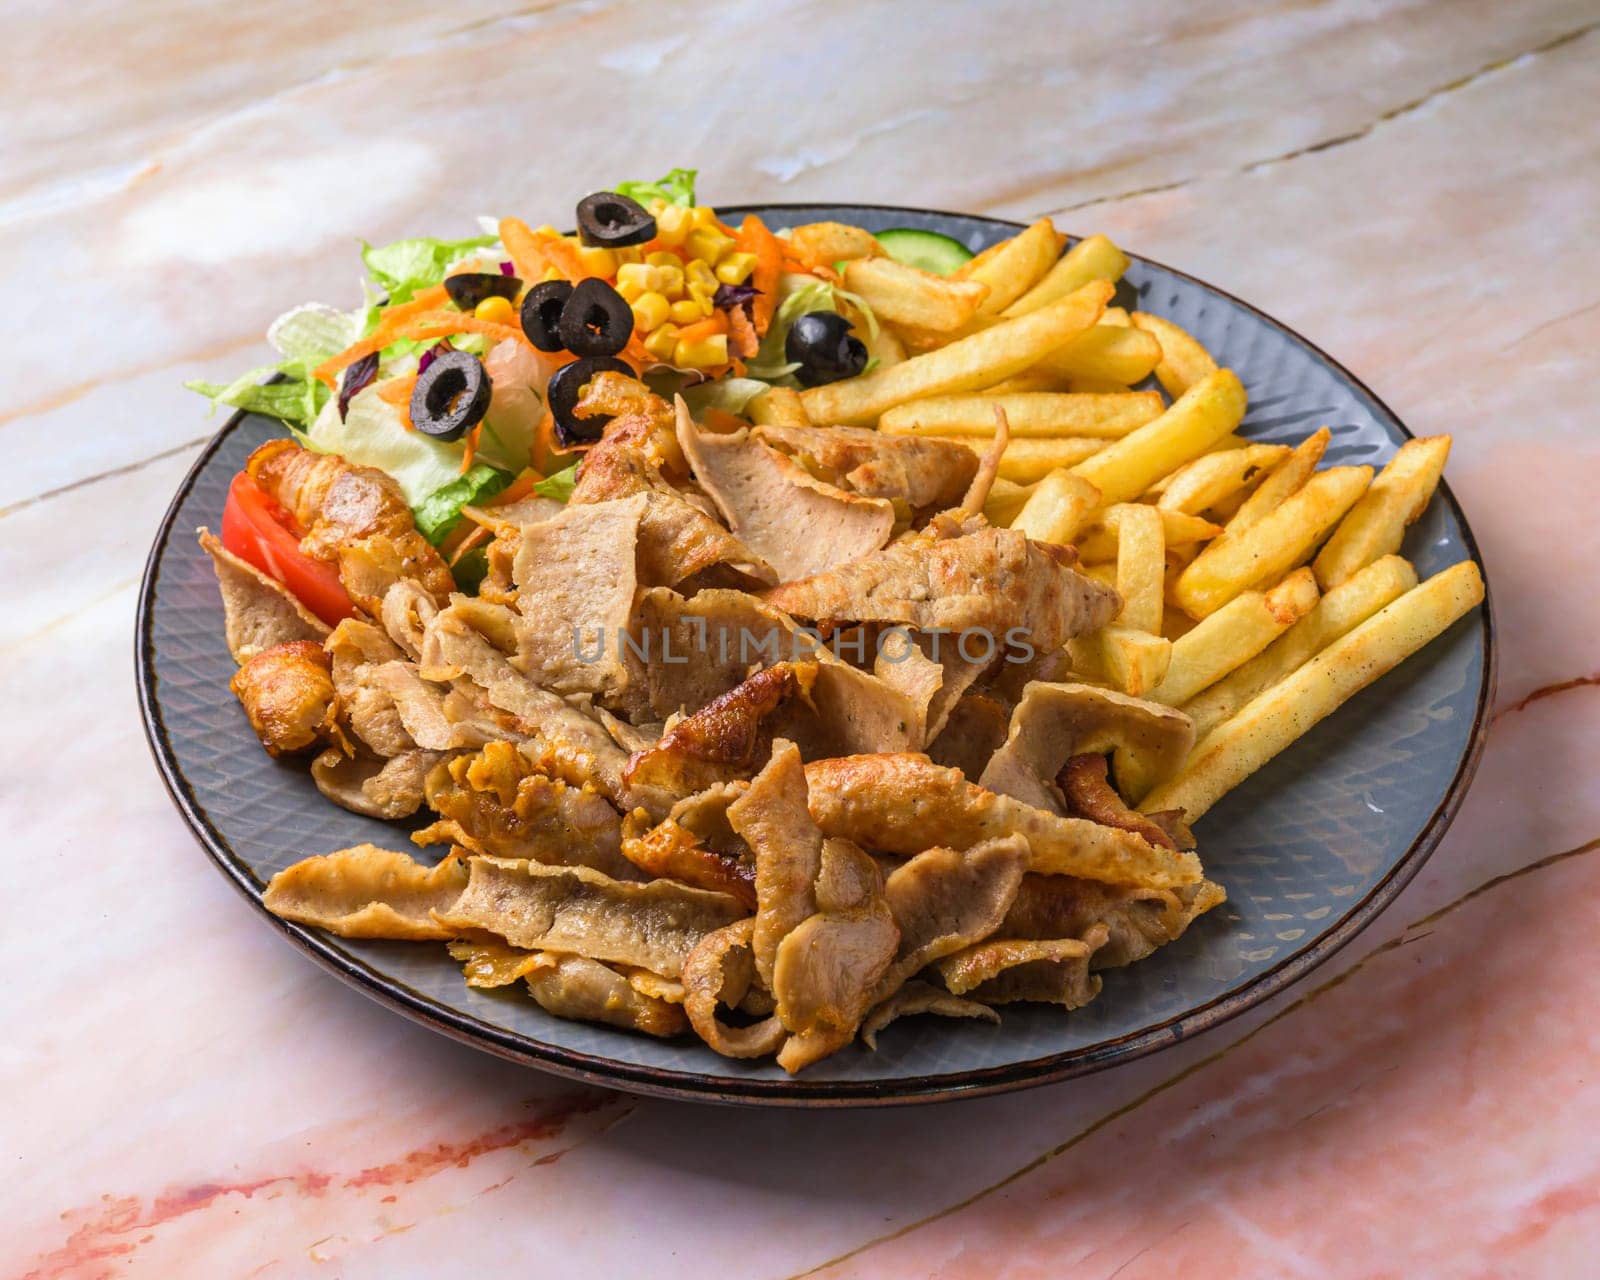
[135,203,1496,1107]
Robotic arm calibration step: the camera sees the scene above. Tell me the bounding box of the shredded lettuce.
[306,387,468,506]
[681,377,772,417]
[185,367,328,434]
[745,273,882,384]
[361,233,497,303]
[615,167,697,209]
[413,464,513,545]
[531,463,579,503]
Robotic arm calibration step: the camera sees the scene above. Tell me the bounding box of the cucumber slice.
[875,228,974,276]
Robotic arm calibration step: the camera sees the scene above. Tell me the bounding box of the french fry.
[983,476,1033,527]
[1099,627,1173,697]
[748,386,810,428]
[799,281,1112,426]
[1065,633,1108,682]
[787,221,882,264]
[1110,503,1165,633]
[1079,561,1119,589]
[1033,324,1163,385]
[956,217,1061,315]
[1175,464,1371,617]
[1101,306,1132,326]
[864,318,907,370]
[1313,436,1452,588]
[1181,554,1418,742]
[1074,508,1222,562]
[843,257,990,331]
[1147,568,1319,707]
[1066,376,1134,394]
[994,437,1106,483]
[1227,427,1330,533]
[879,391,1164,439]
[1141,560,1485,820]
[1003,234,1129,317]
[981,370,1072,394]
[1010,469,1101,544]
[1070,368,1248,507]
[1155,444,1292,514]
[1131,311,1219,398]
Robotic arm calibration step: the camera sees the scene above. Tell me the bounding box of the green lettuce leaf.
[185,366,328,435]
[361,233,497,303]
[306,384,466,505]
[681,377,772,417]
[531,463,579,503]
[412,463,514,545]
[615,167,697,209]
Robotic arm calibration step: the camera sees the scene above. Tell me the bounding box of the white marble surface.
[5,3,1598,1277]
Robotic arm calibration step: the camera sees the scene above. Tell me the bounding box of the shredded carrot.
[734,214,784,336]
[312,284,453,385]
[622,334,653,369]
[459,423,482,474]
[376,373,417,406]
[448,523,492,567]
[675,314,727,345]
[726,304,759,359]
[485,469,544,506]
[498,217,551,283]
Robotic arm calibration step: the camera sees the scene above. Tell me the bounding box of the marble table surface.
[6,2,1597,1276]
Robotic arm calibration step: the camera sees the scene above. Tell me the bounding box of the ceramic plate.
[137,205,1494,1105]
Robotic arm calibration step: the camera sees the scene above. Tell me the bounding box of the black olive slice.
[409,349,492,442]
[557,277,634,358]
[520,279,574,352]
[546,356,636,446]
[575,192,656,248]
[443,272,521,311]
[785,311,869,387]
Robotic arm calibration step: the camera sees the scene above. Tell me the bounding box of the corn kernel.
[534,224,561,237]
[630,291,670,332]
[675,333,729,368]
[715,252,757,285]
[613,246,644,266]
[541,266,566,283]
[615,262,655,301]
[690,206,719,230]
[473,295,515,325]
[643,324,680,363]
[576,245,618,277]
[655,205,692,247]
[654,263,685,300]
[684,258,718,292]
[687,281,717,309]
[667,298,706,325]
[686,227,735,264]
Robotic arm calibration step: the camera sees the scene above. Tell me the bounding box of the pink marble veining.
[4,3,1597,1277]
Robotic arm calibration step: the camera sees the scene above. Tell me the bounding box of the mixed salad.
[190,169,973,616]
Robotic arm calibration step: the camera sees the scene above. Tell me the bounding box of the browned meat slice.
[681,919,786,1058]
[310,747,443,820]
[978,682,1195,816]
[677,404,894,582]
[523,954,688,1038]
[927,689,1012,779]
[772,657,925,758]
[448,935,552,987]
[246,439,453,613]
[999,874,1226,969]
[432,855,746,979]
[413,741,634,879]
[804,753,1202,889]
[754,423,979,511]
[860,981,998,1050]
[263,845,468,941]
[230,640,347,757]
[510,493,648,697]
[934,927,1108,1008]
[198,527,329,663]
[372,661,519,751]
[623,587,803,718]
[762,526,1118,653]
[1058,754,1182,851]
[619,811,757,909]
[324,619,413,757]
[727,740,822,988]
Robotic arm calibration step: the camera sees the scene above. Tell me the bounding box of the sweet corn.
[655,263,685,300]
[684,259,719,292]
[690,206,719,230]
[643,323,680,363]
[615,262,656,302]
[576,245,618,277]
[473,295,515,325]
[630,291,671,332]
[675,333,728,368]
[686,227,735,264]
[655,204,692,247]
[541,266,566,283]
[715,252,758,285]
[534,224,561,237]
[613,246,644,266]
[669,297,710,325]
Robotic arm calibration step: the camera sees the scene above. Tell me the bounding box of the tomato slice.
[220,471,357,627]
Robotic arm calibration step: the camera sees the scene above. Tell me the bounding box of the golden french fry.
[800,281,1112,426]
[1228,427,1330,533]
[981,369,1072,394]
[748,386,810,428]
[1079,561,1118,589]
[843,257,990,331]
[1003,234,1129,317]
[787,221,883,263]
[1101,306,1131,326]
[879,391,1163,439]
[994,437,1106,483]
[983,476,1033,526]
[1033,324,1163,385]
[1131,311,1219,398]
[1099,626,1172,697]
[1066,376,1134,394]
[1313,436,1452,588]
[1070,368,1248,508]
[1010,468,1101,544]
[1147,568,1319,707]
[956,217,1061,314]
[1066,633,1108,682]
[1161,608,1197,642]
[865,318,907,370]
[1108,503,1165,633]
[1141,560,1485,820]
[1074,508,1222,563]
[1181,554,1418,742]
[1175,464,1371,617]
[1156,444,1293,514]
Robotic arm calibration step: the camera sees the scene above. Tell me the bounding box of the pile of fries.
[749,216,1482,821]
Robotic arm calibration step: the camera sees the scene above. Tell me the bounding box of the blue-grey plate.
[136,205,1494,1106]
